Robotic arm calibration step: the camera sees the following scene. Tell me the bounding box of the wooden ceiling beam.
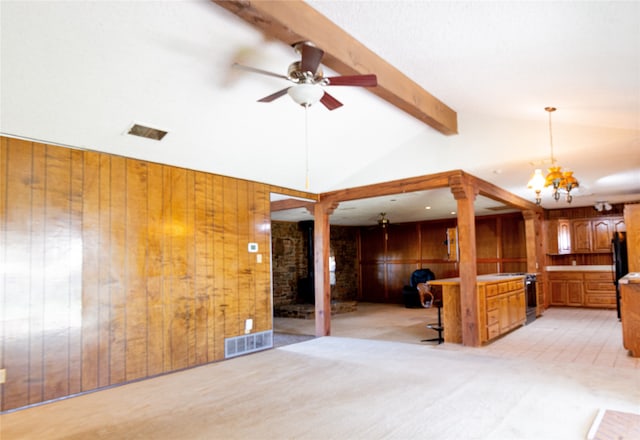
[319,170,541,213]
[473,175,541,212]
[270,198,314,212]
[212,0,458,135]
[320,170,456,203]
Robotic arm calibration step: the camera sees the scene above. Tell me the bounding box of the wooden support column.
[523,210,543,274]
[523,209,545,313]
[312,201,338,337]
[450,175,480,347]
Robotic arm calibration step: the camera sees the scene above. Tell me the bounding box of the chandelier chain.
[546,106,556,164]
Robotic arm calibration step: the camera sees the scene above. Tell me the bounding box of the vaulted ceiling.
[1,1,639,225]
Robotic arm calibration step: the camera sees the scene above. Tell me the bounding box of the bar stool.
[417,283,444,344]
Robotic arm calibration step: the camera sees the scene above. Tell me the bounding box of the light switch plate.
[0,369,6,384]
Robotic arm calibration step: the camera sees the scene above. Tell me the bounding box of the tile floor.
[274,303,640,370]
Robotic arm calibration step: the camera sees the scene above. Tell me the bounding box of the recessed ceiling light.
[425,206,431,210]
[450,211,456,215]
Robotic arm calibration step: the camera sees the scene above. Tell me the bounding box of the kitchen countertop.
[619,273,640,284]
[428,274,525,285]
[546,265,614,272]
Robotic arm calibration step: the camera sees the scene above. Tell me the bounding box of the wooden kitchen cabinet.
[548,271,615,308]
[624,204,640,272]
[430,275,526,345]
[550,279,567,305]
[571,218,622,253]
[547,216,623,255]
[584,272,617,308]
[612,218,626,233]
[571,220,592,253]
[547,219,571,254]
[548,271,584,306]
[619,274,640,357]
[567,279,584,305]
[591,219,614,252]
[478,278,526,343]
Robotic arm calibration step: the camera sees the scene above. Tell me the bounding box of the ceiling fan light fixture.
[287,83,324,107]
[377,212,390,228]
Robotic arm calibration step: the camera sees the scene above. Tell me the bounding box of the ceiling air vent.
[126,123,168,141]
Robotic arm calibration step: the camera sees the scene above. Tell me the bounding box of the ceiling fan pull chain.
[305,104,310,190]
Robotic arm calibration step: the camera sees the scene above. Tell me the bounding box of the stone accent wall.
[330,225,359,301]
[271,221,359,307]
[271,222,308,306]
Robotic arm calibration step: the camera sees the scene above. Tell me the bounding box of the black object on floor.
[402,268,436,308]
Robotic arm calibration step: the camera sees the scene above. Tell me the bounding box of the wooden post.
[449,175,480,347]
[523,209,545,315]
[313,201,338,337]
[523,210,542,274]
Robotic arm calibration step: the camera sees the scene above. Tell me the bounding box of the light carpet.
[2,335,639,440]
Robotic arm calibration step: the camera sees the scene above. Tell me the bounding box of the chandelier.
[527,107,579,205]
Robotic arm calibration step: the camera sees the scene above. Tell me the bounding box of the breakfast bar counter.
[428,274,527,344]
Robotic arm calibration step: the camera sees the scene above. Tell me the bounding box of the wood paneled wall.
[0,137,272,411]
[359,214,526,303]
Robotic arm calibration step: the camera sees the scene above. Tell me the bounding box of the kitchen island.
[427,274,526,344]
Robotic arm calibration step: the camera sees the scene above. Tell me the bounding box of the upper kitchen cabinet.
[571,218,624,254]
[547,216,624,255]
[547,219,571,254]
[591,219,616,252]
[572,220,595,253]
[572,218,624,253]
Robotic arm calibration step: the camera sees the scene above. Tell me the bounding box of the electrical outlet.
[0,369,6,384]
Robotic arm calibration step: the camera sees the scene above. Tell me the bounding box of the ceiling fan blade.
[300,44,324,75]
[320,92,343,111]
[258,87,290,103]
[233,63,289,81]
[325,74,378,87]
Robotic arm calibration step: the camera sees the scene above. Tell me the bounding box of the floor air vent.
[225,330,273,358]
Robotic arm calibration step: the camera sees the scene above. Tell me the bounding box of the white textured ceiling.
[1,0,639,226]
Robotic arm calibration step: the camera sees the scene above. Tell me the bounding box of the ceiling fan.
[233,41,377,110]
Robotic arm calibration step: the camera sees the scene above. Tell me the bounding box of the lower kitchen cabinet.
[480,278,526,343]
[547,271,616,308]
[584,272,617,308]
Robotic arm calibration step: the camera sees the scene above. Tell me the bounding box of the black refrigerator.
[612,231,628,320]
